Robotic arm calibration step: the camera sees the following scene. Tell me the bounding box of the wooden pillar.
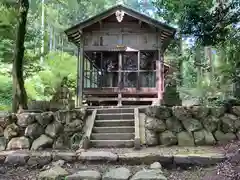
[137,51,140,90]
[100,52,103,88]
[118,52,122,106]
[78,37,84,107]
[89,59,93,88]
[161,54,164,92]
[76,47,80,107]
[156,49,162,103]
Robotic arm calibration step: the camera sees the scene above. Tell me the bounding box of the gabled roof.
[65,4,176,50]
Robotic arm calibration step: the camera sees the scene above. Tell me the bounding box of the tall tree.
[12,0,29,112]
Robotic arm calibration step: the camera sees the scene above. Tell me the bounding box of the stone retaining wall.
[140,106,240,146]
[0,109,87,151]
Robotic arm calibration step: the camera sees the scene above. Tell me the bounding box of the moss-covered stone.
[159,130,177,146]
[165,117,183,133]
[181,118,203,132]
[177,131,195,146]
[214,130,236,144]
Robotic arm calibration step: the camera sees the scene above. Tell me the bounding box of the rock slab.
[103,167,131,180]
[38,165,69,180]
[67,170,101,180]
[4,152,29,166]
[131,169,167,180]
[78,151,118,162]
[7,136,30,150]
[150,162,162,169]
[31,134,53,150]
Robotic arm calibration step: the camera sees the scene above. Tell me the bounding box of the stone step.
[95,113,134,120]
[97,108,134,114]
[91,133,134,140]
[94,120,134,127]
[90,140,134,148]
[92,126,135,133]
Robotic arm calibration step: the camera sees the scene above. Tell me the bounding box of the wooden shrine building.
[65,5,176,107]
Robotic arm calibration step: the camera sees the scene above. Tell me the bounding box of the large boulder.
[31,134,53,150]
[202,116,221,132]
[155,106,172,120]
[64,119,83,133]
[221,114,238,133]
[103,167,131,180]
[45,120,63,138]
[0,113,17,128]
[0,137,6,151]
[7,136,30,150]
[181,118,203,132]
[203,130,216,145]
[150,162,162,169]
[25,123,44,139]
[191,106,209,119]
[172,106,192,121]
[177,131,195,146]
[159,130,177,146]
[214,130,236,144]
[145,129,158,146]
[145,106,171,119]
[0,126,3,136]
[38,165,69,180]
[67,170,101,180]
[165,117,183,133]
[36,112,53,127]
[232,106,240,116]
[16,113,35,127]
[210,106,225,117]
[131,169,167,180]
[4,123,20,140]
[145,116,166,133]
[54,110,69,124]
[193,130,216,146]
[193,130,205,145]
[236,130,240,139]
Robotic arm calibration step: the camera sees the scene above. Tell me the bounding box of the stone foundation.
[140,106,240,146]
[0,109,87,151]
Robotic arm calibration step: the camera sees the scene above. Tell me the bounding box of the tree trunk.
[12,0,29,113]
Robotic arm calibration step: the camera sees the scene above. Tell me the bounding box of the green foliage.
[25,51,77,101]
[153,0,240,46]
[0,74,12,110]
[0,3,17,62]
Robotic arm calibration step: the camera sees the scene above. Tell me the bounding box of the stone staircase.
[90,108,136,148]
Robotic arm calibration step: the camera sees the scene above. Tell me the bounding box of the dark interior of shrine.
[84,51,157,89]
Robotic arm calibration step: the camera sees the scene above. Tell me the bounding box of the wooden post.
[100,52,103,88]
[157,49,162,103]
[137,51,140,90]
[118,52,122,106]
[78,36,84,107]
[76,47,80,107]
[90,59,93,88]
[161,54,164,92]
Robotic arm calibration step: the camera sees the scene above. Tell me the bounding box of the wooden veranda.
[65,5,176,107]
